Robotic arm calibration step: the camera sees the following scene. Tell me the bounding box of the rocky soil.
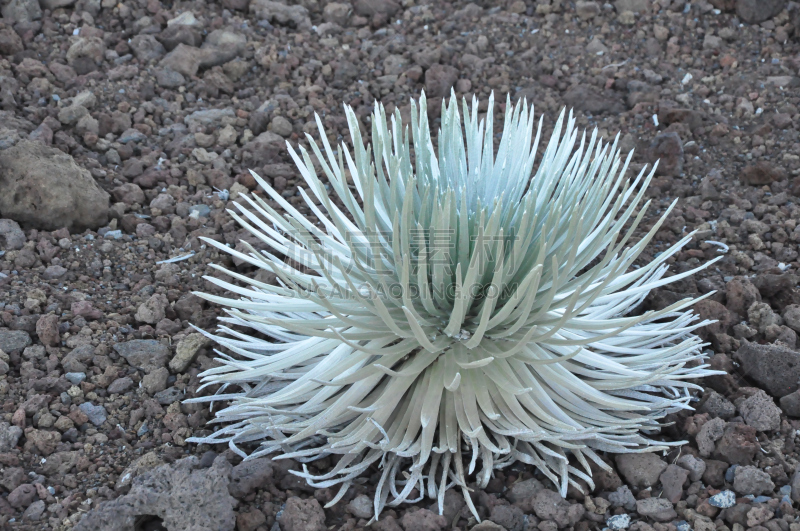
[3,0,800,530]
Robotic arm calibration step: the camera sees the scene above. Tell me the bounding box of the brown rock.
[636,497,677,522]
[7,483,36,509]
[73,456,236,531]
[0,141,109,231]
[531,490,585,528]
[615,453,667,489]
[424,64,459,98]
[280,497,326,531]
[237,509,267,531]
[35,314,59,347]
[726,276,761,317]
[646,132,684,176]
[563,84,625,114]
[713,423,758,465]
[0,27,23,56]
[741,161,786,186]
[22,429,60,455]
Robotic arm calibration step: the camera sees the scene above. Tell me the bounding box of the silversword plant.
[188,91,719,518]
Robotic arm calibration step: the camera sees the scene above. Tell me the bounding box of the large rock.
[739,389,782,431]
[530,489,585,528]
[353,0,401,17]
[615,453,667,488]
[249,0,311,29]
[2,0,42,24]
[113,339,170,371]
[170,333,212,373]
[733,465,775,495]
[635,498,677,522]
[646,132,683,176]
[0,329,31,353]
[65,37,106,75]
[734,341,800,398]
[425,63,459,98]
[736,0,785,24]
[0,219,25,250]
[280,497,326,531]
[563,84,625,115]
[74,456,236,531]
[0,141,109,231]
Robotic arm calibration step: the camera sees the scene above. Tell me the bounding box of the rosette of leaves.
[188,91,718,518]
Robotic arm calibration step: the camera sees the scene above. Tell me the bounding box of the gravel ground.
[3,0,800,530]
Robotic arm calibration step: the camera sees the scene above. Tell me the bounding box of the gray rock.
[736,0,785,24]
[43,265,67,280]
[614,0,650,12]
[782,389,800,417]
[353,0,400,17]
[659,464,689,503]
[698,391,736,420]
[733,465,775,495]
[142,366,169,395]
[280,496,326,531]
[733,341,800,398]
[0,329,31,353]
[74,456,236,531]
[129,34,166,62]
[784,305,800,333]
[108,377,134,394]
[791,467,800,503]
[739,389,781,431]
[158,44,204,77]
[615,453,668,489]
[8,483,37,508]
[530,489,585,528]
[347,494,373,519]
[185,108,237,129]
[65,372,86,385]
[677,454,706,482]
[489,504,525,531]
[506,478,544,503]
[608,485,636,510]
[0,421,23,452]
[697,417,727,457]
[113,339,170,371]
[200,30,247,68]
[22,499,45,521]
[2,0,42,24]
[635,497,677,522]
[62,344,94,373]
[228,458,273,498]
[155,68,185,88]
[249,0,312,29]
[79,403,107,426]
[0,141,109,231]
[155,387,182,405]
[118,128,147,143]
[0,218,26,250]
